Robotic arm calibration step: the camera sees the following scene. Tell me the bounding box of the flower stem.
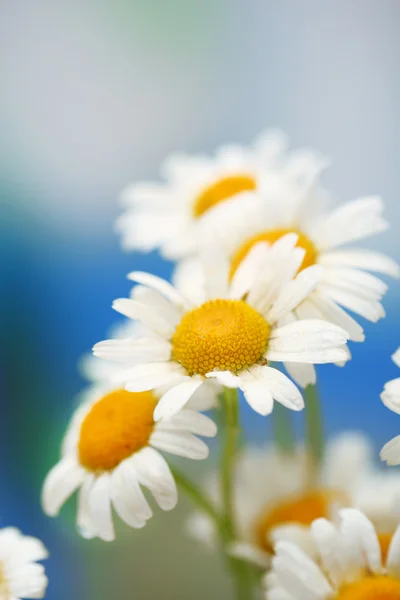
[171,468,221,524]
[272,402,296,454]
[220,386,240,534]
[304,383,324,486]
[220,387,255,600]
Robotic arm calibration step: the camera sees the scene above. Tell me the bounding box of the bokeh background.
[1,1,400,598]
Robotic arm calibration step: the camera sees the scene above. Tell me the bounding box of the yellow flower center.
[255,488,347,552]
[230,228,318,279]
[336,576,400,600]
[193,174,257,218]
[78,389,157,472]
[172,299,270,377]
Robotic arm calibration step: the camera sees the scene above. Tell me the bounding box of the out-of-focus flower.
[0,528,48,599]
[187,433,400,568]
[94,236,349,420]
[175,183,398,386]
[116,130,326,259]
[380,349,400,466]
[265,509,400,600]
[42,386,217,542]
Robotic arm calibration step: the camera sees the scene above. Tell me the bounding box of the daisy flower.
[116,130,327,259]
[42,386,217,542]
[0,527,48,599]
[93,235,350,420]
[187,433,400,568]
[380,349,400,466]
[175,185,398,386]
[265,508,400,600]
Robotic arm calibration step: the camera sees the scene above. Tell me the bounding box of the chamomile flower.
[187,433,400,568]
[380,349,400,466]
[93,235,350,420]
[42,386,217,542]
[0,527,48,599]
[175,186,398,386]
[117,130,326,259]
[265,508,400,600]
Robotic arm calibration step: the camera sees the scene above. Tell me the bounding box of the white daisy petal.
[112,298,175,337]
[239,366,304,412]
[273,541,333,599]
[88,473,115,542]
[200,243,230,300]
[117,362,186,392]
[130,447,178,511]
[270,319,349,351]
[387,525,400,577]
[311,195,388,251]
[235,365,274,416]
[228,242,270,300]
[267,265,322,324]
[317,283,385,322]
[339,508,381,575]
[92,337,172,363]
[185,379,220,411]
[320,249,400,278]
[77,474,97,539]
[127,271,190,310]
[42,458,85,517]
[206,370,241,388]
[229,541,270,568]
[151,430,209,460]
[305,293,365,342]
[311,518,345,586]
[381,378,400,414]
[284,362,316,388]
[393,348,400,368]
[111,461,152,528]
[380,436,400,466]
[157,410,217,437]
[131,286,182,326]
[153,378,204,421]
[321,267,388,301]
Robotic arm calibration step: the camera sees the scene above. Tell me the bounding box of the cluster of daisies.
[16,130,400,598]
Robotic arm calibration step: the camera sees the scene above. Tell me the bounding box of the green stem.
[220,386,240,535]
[171,468,221,524]
[220,387,254,600]
[272,402,296,454]
[304,383,324,485]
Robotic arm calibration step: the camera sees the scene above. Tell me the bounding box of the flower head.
[175,183,398,386]
[94,236,349,420]
[42,386,216,541]
[265,508,400,600]
[380,349,400,466]
[0,528,48,599]
[187,433,400,568]
[117,130,326,259]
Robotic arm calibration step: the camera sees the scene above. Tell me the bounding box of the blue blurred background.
[1,1,400,598]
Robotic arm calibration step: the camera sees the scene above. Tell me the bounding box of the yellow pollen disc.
[78,389,157,472]
[336,576,400,600]
[193,174,257,218]
[378,532,394,564]
[255,489,347,553]
[230,228,318,279]
[172,299,270,377]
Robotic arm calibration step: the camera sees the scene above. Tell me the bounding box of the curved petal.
[42,458,85,517]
